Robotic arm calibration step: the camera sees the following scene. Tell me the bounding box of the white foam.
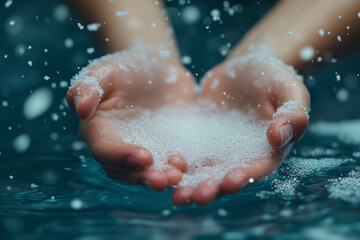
[273,100,309,118]
[69,42,158,99]
[257,177,299,199]
[23,88,53,120]
[158,45,170,60]
[225,46,303,87]
[327,170,360,203]
[98,101,272,187]
[165,67,178,84]
[310,120,360,144]
[284,157,354,177]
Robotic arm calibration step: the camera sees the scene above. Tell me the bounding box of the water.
[1,132,360,239]
[1,0,360,239]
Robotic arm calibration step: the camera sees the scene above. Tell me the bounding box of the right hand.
[66,44,196,192]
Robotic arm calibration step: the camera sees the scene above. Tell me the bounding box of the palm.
[67,47,310,206]
[171,52,310,206]
[67,46,195,192]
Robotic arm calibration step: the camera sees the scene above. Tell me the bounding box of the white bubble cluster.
[273,100,308,119]
[225,45,303,85]
[284,157,354,177]
[69,42,159,99]
[328,171,360,204]
[99,101,272,187]
[158,45,170,60]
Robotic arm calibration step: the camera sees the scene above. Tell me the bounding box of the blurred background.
[0,0,359,157]
[1,0,360,239]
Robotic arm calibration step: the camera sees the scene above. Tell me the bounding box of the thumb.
[267,96,310,149]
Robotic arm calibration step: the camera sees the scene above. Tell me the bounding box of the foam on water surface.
[256,177,300,199]
[284,157,354,177]
[327,171,360,204]
[98,101,272,187]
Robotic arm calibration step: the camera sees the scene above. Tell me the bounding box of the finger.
[220,168,248,194]
[81,117,153,169]
[67,83,100,119]
[267,79,310,148]
[267,112,309,148]
[104,168,168,192]
[164,167,182,186]
[172,187,193,206]
[191,179,220,206]
[220,156,281,194]
[167,154,188,173]
[67,64,116,119]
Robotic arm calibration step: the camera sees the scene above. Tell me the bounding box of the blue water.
[1,1,360,239]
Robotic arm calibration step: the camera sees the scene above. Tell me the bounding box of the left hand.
[171,50,310,206]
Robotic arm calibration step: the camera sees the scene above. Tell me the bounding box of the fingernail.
[74,95,80,113]
[280,124,293,148]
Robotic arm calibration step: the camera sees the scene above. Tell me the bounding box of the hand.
[66,44,196,192]
[171,49,310,206]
